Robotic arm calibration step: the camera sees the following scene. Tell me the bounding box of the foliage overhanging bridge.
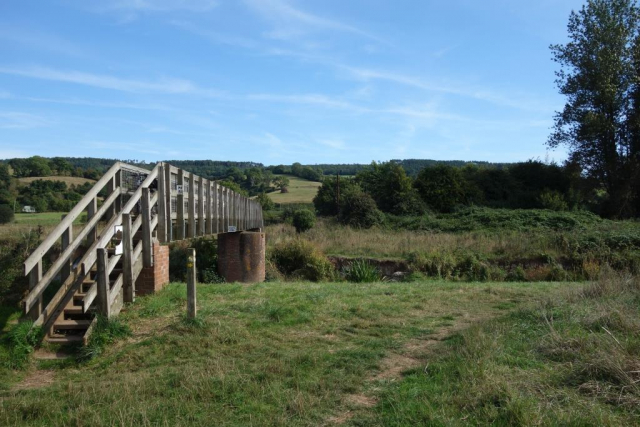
[21,162,264,344]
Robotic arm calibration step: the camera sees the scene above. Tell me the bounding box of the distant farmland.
[268,175,321,204]
[17,176,96,186]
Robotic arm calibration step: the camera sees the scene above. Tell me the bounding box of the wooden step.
[47,335,83,344]
[64,304,84,315]
[53,319,91,330]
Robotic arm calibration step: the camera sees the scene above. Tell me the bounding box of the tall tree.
[549,0,640,217]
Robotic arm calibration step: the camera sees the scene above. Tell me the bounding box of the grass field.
[17,176,96,186]
[0,212,87,239]
[268,175,321,204]
[3,278,637,426]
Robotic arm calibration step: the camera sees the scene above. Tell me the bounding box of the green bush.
[4,321,43,369]
[339,191,385,229]
[169,237,219,283]
[538,190,569,211]
[270,239,334,281]
[0,231,40,304]
[292,209,316,233]
[344,259,382,282]
[0,205,13,224]
[256,192,275,211]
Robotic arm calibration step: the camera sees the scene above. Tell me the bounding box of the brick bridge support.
[136,240,170,296]
[217,231,266,283]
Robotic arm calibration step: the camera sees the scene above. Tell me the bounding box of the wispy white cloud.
[247,93,366,113]
[244,0,388,45]
[86,140,162,155]
[0,112,51,129]
[0,26,86,57]
[169,20,258,49]
[342,65,555,113]
[20,96,175,112]
[0,66,222,97]
[318,138,346,150]
[106,0,219,12]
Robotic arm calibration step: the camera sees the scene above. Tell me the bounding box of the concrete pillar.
[217,231,265,283]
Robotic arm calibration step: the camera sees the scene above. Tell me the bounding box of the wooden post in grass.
[97,247,110,319]
[187,248,197,319]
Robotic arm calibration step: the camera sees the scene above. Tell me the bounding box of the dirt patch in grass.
[329,312,496,425]
[13,369,55,390]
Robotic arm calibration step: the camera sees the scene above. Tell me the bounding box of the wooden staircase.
[20,161,264,345]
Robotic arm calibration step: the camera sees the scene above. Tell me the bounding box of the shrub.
[0,205,13,224]
[270,239,334,281]
[4,321,43,369]
[292,209,316,233]
[538,190,569,211]
[345,259,382,282]
[339,191,385,229]
[169,237,219,283]
[0,231,40,304]
[256,193,275,211]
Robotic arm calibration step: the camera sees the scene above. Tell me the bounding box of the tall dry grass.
[266,219,559,260]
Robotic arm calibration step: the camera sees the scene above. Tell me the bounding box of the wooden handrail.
[23,161,123,275]
[79,165,159,274]
[23,188,121,312]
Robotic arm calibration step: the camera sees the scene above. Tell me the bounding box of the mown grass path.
[0,281,569,426]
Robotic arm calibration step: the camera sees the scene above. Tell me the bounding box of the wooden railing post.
[177,169,185,240]
[97,247,111,319]
[244,197,248,230]
[141,187,152,268]
[60,214,73,284]
[123,213,135,303]
[27,260,42,320]
[232,193,237,230]
[106,172,117,221]
[188,175,196,238]
[115,169,122,213]
[157,163,167,243]
[198,178,205,236]
[86,197,97,245]
[187,248,196,319]
[212,182,219,234]
[218,185,224,233]
[165,165,173,242]
[206,180,213,235]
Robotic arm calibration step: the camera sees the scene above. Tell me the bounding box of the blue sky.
[0,0,584,165]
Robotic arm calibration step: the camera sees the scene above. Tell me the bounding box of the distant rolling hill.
[17,176,96,186]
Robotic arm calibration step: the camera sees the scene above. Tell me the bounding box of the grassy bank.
[266,210,640,281]
[1,280,567,426]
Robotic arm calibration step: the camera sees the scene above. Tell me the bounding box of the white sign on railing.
[228,225,237,232]
[113,225,124,255]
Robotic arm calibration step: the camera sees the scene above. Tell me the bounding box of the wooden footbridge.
[22,162,263,344]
